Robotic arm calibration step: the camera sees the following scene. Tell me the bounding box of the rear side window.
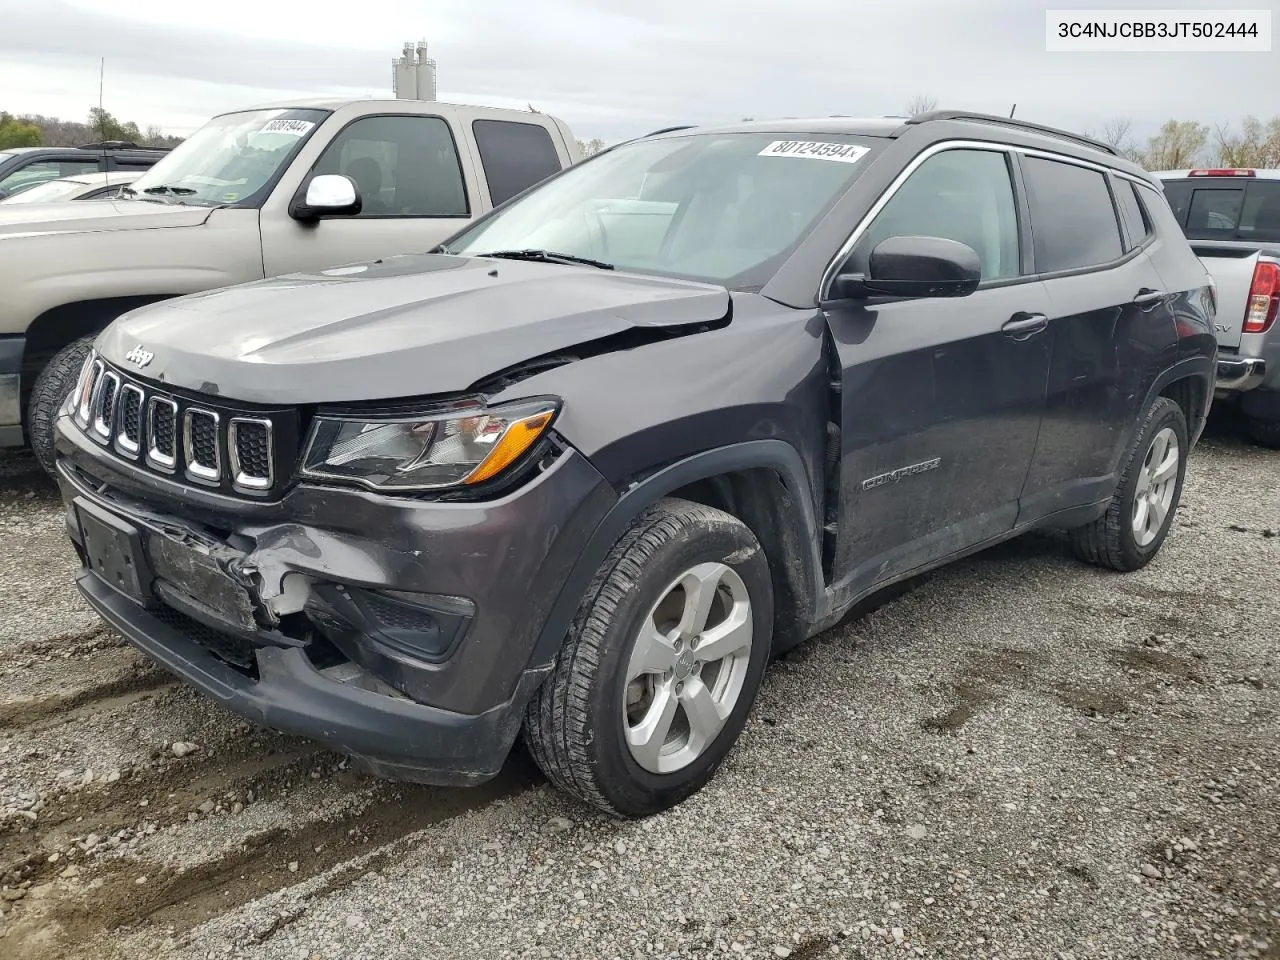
[1114,179,1153,250]
[472,120,562,206]
[1022,156,1124,272]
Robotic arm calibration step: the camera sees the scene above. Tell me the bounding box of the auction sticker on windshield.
[758,141,869,163]
[260,119,316,136]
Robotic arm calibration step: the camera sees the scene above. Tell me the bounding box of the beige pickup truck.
[0,97,581,472]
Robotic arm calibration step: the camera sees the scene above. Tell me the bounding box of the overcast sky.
[1,0,1275,144]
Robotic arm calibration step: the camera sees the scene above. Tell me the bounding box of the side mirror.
[291,174,362,222]
[830,236,982,300]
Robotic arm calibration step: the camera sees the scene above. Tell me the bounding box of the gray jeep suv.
[53,112,1217,817]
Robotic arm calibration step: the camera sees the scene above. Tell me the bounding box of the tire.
[27,335,95,479]
[1243,415,1280,450]
[524,498,774,818]
[1069,396,1188,572]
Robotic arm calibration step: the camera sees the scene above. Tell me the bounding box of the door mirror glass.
[292,174,362,222]
[833,236,981,299]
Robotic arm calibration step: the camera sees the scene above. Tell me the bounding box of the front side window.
[312,115,469,217]
[0,159,99,196]
[850,148,1021,283]
[448,132,882,287]
[1022,156,1124,272]
[127,108,328,207]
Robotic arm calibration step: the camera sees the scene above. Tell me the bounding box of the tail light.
[1244,261,1280,334]
[1188,168,1256,178]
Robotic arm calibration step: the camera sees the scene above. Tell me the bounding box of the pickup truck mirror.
[828,236,982,301]
[291,174,362,223]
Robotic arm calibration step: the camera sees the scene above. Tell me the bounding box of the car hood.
[98,254,731,404]
[0,199,211,237]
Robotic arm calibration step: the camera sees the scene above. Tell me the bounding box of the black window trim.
[300,111,472,220]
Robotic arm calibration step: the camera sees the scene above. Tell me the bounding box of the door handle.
[1134,287,1166,306]
[1001,312,1049,340]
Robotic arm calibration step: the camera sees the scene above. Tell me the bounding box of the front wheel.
[1069,396,1188,572]
[27,335,95,479]
[524,498,774,817]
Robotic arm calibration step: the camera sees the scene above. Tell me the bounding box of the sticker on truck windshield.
[259,118,315,136]
[758,141,869,163]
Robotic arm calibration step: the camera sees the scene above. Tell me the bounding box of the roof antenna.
[1009,103,1017,118]
[97,57,109,163]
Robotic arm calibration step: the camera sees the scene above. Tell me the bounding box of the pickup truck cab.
[1153,168,1280,446]
[0,98,581,472]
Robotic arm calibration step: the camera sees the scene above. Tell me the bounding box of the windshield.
[1162,178,1280,243]
[0,178,86,204]
[447,132,882,287]
[127,108,329,207]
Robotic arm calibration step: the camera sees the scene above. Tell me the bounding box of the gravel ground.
[1,413,1277,960]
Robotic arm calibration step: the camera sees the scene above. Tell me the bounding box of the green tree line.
[0,108,184,150]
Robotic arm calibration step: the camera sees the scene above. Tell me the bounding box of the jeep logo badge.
[124,345,154,368]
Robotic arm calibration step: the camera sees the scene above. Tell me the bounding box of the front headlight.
[299,398,559,492]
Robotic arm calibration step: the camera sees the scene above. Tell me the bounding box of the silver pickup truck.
[0,98,581,474]
[1153,168,1280,447]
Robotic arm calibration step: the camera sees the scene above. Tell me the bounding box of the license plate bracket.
[74,497,151,604]
[147,533,259,633]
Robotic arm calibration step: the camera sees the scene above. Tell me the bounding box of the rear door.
[826,145,1052,596]
[261,113,478,276]
[1017,154,1177,524]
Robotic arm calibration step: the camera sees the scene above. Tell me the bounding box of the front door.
[826,146,1052,598]
[261,114,476,277]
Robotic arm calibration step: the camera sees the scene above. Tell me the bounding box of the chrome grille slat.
[76,359,104,429]
[146,396,179,472]
[91,371,121,441]
[115,385,145,456]
[228,418,273,491]
[183,408,221,483]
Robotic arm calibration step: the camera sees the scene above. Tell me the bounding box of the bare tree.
[1215,116,1280,168]
[903,95,938,118]
[1141,120,1210,170]
[576,138,606,157]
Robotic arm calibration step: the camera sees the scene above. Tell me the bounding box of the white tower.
[392,40,437,101]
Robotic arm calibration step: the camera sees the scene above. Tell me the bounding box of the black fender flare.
[527,439,825,671]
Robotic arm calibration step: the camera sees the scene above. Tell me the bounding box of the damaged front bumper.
[55,414,616,785]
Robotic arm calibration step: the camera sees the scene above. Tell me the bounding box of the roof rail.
[76,140,169,151]
[903,111,1119,156]
[642,125,696,138]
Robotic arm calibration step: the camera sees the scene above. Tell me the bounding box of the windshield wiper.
[474,249,615,270]
[142,184,198,197]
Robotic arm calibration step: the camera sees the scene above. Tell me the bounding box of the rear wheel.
[1069,396,1188,572]
[523,498,773,817]
[27,336,95,479]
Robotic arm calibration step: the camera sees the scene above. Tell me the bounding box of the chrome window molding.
[819,138,1155,301]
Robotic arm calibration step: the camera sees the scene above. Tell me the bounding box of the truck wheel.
[524,498,773,818]
[27,335,95,479]
[1069,396,1188,572]
[1243,415,1280,449]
